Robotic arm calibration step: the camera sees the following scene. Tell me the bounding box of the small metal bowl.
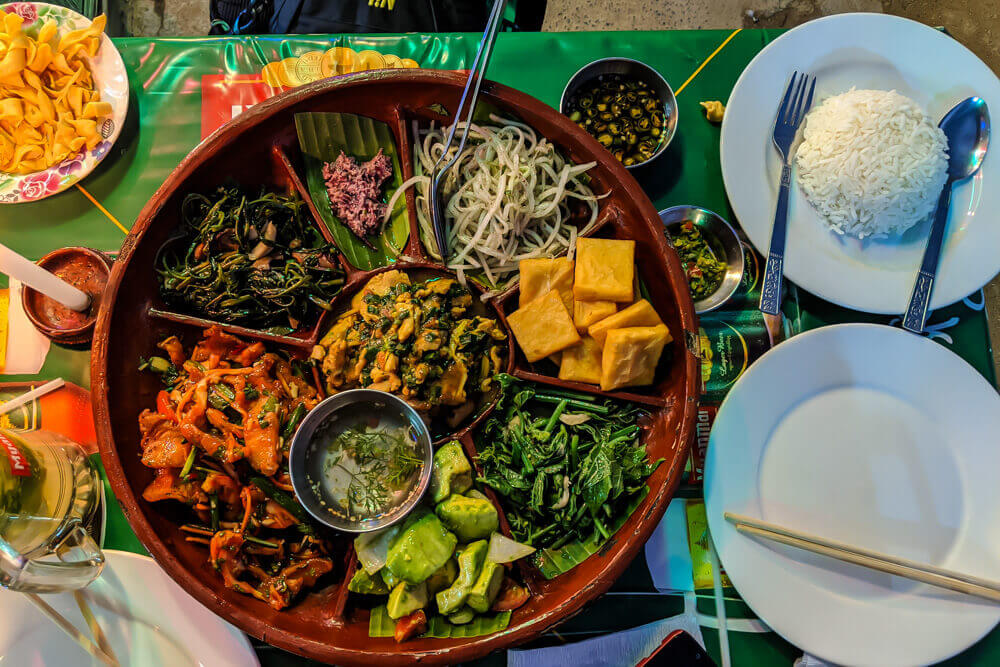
[288,389,433,533]
[660,206,745,314]
[560,57,678,169]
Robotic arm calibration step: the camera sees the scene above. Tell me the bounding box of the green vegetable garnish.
[672,221,727,300]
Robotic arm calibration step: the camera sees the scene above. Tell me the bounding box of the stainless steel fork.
[428,0,507,262]
[759,72,816,315]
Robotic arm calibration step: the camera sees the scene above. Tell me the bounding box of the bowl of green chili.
[560,57,677,169]
[660,206,744,313]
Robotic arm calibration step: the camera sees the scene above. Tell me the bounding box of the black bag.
[210,0,545,35]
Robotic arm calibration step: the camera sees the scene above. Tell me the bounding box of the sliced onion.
[354,524,402,575]
[488,532,535,564]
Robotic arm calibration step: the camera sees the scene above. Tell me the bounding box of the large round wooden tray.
[91,70,699,665]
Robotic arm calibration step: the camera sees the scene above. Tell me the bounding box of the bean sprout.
[385,115,604,296]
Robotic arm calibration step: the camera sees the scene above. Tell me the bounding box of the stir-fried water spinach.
[157,186,345,331]
[475,375,661,550]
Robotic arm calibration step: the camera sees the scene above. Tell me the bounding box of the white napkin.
[643,498,696,593]
[507,612,705,667]
[3,280,50,375]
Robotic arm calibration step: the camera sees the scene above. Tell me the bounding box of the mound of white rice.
[795,89,948,238]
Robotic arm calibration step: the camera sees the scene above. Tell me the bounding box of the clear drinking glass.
[0,429,103,592]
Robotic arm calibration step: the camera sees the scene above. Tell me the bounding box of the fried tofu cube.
[600,325,671,391]
[507,289,581,362]
[558,336,603,384]
[588,299,665,347]
[573,299,617,332]
[573,238,635,302]
[519,257,575,312]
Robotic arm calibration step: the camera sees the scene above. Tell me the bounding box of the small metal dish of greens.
[156,185,345,333]
[661,206,744,314]
[560,57,678,169]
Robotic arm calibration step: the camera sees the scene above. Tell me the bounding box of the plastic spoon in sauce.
[0,243,91,312]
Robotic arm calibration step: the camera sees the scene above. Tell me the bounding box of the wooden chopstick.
[74,590,119,666]
[26,593,119,666]
[724,512,1000,603]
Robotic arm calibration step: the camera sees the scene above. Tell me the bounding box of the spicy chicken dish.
[312,270,507,422]
[138,326,335,610]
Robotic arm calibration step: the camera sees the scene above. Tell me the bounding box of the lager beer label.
[698,310,775,403]
[0,432,30,476]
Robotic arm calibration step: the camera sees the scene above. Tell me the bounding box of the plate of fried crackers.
[0,3,127,203]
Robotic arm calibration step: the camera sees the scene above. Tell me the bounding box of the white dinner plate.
[704,324,1000,666]
[720,13,1000,314]
[0,550,259,667]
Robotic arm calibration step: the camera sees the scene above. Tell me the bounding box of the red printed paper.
[200,74,282,140]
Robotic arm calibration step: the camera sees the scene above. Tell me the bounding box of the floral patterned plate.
[0,2,129,203]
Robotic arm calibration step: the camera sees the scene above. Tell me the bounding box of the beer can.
[697,308,784,404]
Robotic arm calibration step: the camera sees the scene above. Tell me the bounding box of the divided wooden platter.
[90,70,699,665]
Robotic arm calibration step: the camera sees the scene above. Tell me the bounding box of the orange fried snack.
[0,13,110,174]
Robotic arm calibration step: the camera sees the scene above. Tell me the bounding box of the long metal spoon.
[903,97,990,333]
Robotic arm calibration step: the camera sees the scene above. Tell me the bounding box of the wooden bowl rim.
[91,69,700,665]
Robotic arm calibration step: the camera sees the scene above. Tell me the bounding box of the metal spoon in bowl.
[903,97,990,333]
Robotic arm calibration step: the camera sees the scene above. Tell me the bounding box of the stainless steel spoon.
[903,97,990,333]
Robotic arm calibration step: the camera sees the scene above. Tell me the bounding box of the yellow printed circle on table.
[278,57,303,87]
[321,47,359,77]
[355,49,387,71]
[382,54,404,69]
[294,51,324,83]
[400,58,419,69]
[261,61,284,88]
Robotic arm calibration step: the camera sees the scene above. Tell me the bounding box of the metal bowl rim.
[559,56,678,169]
[659,205,746,313]
[288,388,434,533]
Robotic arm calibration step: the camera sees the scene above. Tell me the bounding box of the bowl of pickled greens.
[661,206,744,313]
[560,57,678,168]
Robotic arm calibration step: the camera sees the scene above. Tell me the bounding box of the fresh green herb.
[320,424,422,519]
[209,493,220,532]
[156,185,346,330]
[475,374,661,549]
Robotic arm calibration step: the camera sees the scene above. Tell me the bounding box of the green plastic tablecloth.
[0,29,996,666]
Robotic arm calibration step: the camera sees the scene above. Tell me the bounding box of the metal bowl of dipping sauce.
[288,389,433,533]
[660,206,745,314]
[560,57,678,169]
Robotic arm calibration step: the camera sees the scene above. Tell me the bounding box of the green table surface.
[1,29,997,666]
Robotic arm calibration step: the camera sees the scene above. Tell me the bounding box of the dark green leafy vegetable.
[671,220,727,300]
[474,374,661,553]
[156,185,344,330]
